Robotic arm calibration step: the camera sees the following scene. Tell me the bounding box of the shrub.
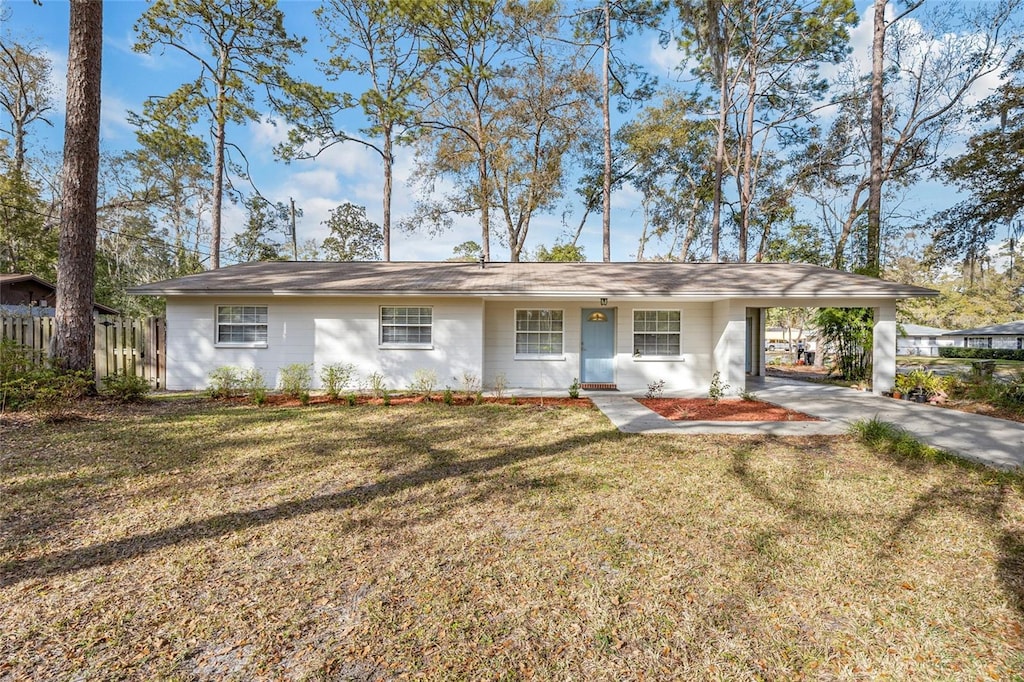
[345,392,357,406]
[320,362,356,399]
[382,389,392,406]
[708,371,730,403]
[568,377,580,399]
[280,363,313,397]
[939,347,1024,362]
[490,372,506,399]
[645,379,666,399]
[814,307,873,380]
[460,372,481,398]
[411,368,438,398]
[0,337,42,383]
[442,386,454,406]
[368,372,387,398]
[240,367,267,406]
[101,370,151,402]
[208,366,240,399]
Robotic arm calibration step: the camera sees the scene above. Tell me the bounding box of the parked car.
[766,342,791,351]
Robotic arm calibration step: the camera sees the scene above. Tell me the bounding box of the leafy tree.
[0,40,55,176]
[449,240,482,261]
[134,0,325,269]
[227,196,291,263]
[813,307,872,381]
[53,0,103,373]
[535,242,585,262]
[0,166,55,277]
[282,0,431,262]
[320,202,382,261]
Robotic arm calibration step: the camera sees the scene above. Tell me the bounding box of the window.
[633,310,681,357]
[1017,337,1023,350]
[966,336,992,349]
[216,305,268,345]
[381,306,432,346]
[515,309,563,356]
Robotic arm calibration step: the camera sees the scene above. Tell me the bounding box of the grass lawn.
[2,399,1023,680]
[898,356,1024,376]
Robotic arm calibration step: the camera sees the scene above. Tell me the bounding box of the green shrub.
[442,386,454,406]
[240,367,267,406]
[939,347,1024,361]
[382,389,391,406]
[0,337,43,383]
[411,368,438,398]
[2,368,92,419]
[280,363,313,397]
[208,366,240,398]
[320,362,356,399]
[368,372,387,398]
[101,370,151,402]
[345,392,357,406]
[568,377,580,399]
[708,371,730,403]
[645,380,666,399]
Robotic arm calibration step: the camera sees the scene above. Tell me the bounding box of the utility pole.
[290,197,298,261]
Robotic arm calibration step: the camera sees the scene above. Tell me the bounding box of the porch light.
[599,297,608,306]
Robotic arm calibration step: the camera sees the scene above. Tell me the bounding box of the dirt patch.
[638,397,821,422]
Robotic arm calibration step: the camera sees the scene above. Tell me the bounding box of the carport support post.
[872,302,896,395]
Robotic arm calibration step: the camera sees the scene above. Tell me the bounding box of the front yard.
[2,399,1023,680]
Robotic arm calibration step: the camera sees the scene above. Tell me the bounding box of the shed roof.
[1,273,120,315]
[946,320,1024,336]
[129,261,937,300]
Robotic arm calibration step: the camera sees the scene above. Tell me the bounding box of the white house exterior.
[944,321,1024,350]
[129,261,937,396]
[896,324,954,357]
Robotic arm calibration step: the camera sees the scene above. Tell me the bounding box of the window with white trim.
[216,305,268,345]
[1017,337,1022,350]
[966,336,992,349]
[633,310,681,357]
[515,309,563,356]
[380,306,432,346]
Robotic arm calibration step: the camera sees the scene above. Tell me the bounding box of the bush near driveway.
[2,401,1023,679]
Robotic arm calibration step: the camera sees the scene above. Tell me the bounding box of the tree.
[535,242,585,261]
[227,195,291,263]
[320,202,383,261]
[449,239,482,261]
[52,0,103,373]
[0,40,55,176]
[134,0,323,269]
[281,0,430,262]
[574,0,665,262]
[0,167,55,277]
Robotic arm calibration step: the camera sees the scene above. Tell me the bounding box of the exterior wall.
[896,335,955,356]
[164,296,484,391]
[872,302,897,394]
[482,299,715,393]
[947,334,1024,350]
[712,300,746,396]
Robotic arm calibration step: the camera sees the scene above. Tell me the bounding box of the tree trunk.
[711,48,727,264]
[382,125,393,262]
[211,94,226,270]
[52,0,102,374]
[866,0,886,277]
[601,0,612,262]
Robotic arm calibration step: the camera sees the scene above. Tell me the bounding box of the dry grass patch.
[2,399,1023,680]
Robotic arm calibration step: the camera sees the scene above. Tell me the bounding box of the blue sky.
[0,0,1007,264]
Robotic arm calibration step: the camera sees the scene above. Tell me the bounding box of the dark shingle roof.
[128,261,937,299]
[946,320,1024,336]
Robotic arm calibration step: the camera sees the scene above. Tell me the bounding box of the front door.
[581,308,615,384]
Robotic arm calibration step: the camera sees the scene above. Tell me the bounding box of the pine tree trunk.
[601,0,612,263]
[866,0,886,277]
[382,125,393,262]
[211,90,226,270]
[53,0,102,374]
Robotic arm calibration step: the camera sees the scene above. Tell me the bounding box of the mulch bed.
[638,397,821,422]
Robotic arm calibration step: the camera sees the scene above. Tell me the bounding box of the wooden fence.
[1,314,166,388]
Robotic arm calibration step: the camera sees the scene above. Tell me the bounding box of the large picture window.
[216,305,268,345]
[381,306,432,346]
[633,310,681,357]
[515,309,564,356]
[966,336,992,349]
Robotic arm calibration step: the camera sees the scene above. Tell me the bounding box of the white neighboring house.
[128,261,937,395]
[896,323,955,357]
[944,320,1024,351]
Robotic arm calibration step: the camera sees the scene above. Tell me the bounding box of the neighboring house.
[128,261,936,395]
[944,320,1024,350]
[897,323,954,357]
[0,273,119,316]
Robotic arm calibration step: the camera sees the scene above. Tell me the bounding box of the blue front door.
[581,308,615,384]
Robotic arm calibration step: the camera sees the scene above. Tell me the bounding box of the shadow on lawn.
[0,423,624,588]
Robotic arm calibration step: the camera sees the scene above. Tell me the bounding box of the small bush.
[568,377,581,399]
[645,379,666,399]
[240,368,267,406]
[382,389,391,406]
[490,372,507,399]
[708,371,730,404]
[411,368,438,398]
[368,372,387,398]
[442,386,454,406]
[460,372,481,398]
[101,370,151,402]
[2,368,92,419]
[939,347,1024,362]
[299,390,311,406]
[0,338,42,383]
[280,363,313,398]
[208,366,240,399]
[320,362,357,399]
[345,392,357,406]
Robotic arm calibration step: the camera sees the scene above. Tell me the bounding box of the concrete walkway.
[587,377,1024,470]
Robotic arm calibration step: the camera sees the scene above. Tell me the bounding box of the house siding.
[947,335,1023,350]
[165,296,484,391]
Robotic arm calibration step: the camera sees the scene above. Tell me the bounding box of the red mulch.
[638,398,821,422]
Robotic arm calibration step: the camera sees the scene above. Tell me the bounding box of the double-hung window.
[515,309,563,357]
[216,305,268,346]
[966,336,992,349]
[380,306,432,347]
[633,310,681,358]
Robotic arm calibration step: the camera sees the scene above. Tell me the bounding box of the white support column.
[872,301,897,395]
[713,300,747,396]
